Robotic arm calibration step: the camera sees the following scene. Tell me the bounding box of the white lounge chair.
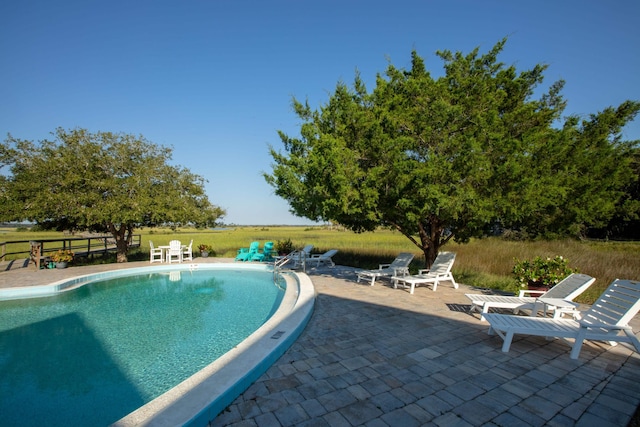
[149,241,163,263]
[391,252,457,293]
[356,252,415,286]
[466,273,596,321]
[484,279,640,359]
[305,249,338,267]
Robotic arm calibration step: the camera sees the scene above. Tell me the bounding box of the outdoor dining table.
[158,245,171,262]
[157,243,186,263]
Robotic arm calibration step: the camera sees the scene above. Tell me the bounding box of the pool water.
[0,268,285,427]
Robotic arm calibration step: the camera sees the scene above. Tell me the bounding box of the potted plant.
[512,255,576,291]
[50,249,74,269]
[198,244,213,258]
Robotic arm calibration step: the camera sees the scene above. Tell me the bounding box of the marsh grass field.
[2,225,639,304]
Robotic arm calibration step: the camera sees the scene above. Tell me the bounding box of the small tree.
[265,39,639,265]
[0,128,225,262]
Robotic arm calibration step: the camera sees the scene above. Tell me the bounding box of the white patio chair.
[466,273,596,321]
[294,244,314,267]
[149,241,163,263]
[305,249,338,267]
[356,252,415,286]
[166,240,183,264]
[484,279,640,359]
[182,239,193,262]
[391,252,457,293]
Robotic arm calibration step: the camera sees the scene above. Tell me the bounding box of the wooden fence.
[0,234,142,270]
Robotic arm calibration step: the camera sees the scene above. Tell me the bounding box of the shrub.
[275,238,295,255]
[512,255,576,289]
[51,249,74,263]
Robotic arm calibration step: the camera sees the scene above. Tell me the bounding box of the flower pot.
[527,281,549,292]
[55,262,68,269]
[201,251,209,258]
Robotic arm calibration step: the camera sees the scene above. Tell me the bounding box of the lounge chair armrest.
[579,322,634,331]
[418,269,430,274]
[393,267,409,276]
[518,290,546,297]
[378,263,391,270]
[419,270,445,277]
[535,298,579,308]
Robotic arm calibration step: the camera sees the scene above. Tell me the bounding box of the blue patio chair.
[235,241,259,261]
[252,241,276,262]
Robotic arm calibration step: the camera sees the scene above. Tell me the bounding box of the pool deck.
[2,260,640,426]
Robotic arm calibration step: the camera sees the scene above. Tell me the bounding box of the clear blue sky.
[1,1,639,225]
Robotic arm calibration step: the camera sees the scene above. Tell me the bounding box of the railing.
[272,250,307,277]
[0,235,142,263]
[274,255,291,270]
[272,254,295,290]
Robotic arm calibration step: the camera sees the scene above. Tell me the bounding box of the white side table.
[535,297,580,319]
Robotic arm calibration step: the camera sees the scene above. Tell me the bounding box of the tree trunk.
[417,217,450,268]
[109,223,130,263]
[394,218,451,268]
[423,244,439,269]
[116,239,128,263]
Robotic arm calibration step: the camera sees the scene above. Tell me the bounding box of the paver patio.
[214,264,640,427]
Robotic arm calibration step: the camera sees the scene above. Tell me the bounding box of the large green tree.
[0,128,225,262]
[265,39,639,265]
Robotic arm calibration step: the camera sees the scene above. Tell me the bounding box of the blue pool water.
[0,268,285,427]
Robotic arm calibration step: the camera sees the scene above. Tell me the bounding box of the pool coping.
[1,263,315,427]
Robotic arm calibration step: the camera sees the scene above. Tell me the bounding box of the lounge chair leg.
[570,328,590,359]
[570,339,584,359]
[502,331,514,352]
[530,302,542,317]
[625,330,640,353]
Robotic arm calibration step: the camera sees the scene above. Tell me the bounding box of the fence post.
[29,241,42,270]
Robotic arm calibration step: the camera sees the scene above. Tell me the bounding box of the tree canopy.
[0,128,225,262]
[265,39,640,265]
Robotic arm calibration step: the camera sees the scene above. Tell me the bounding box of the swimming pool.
[0,263,315,427]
